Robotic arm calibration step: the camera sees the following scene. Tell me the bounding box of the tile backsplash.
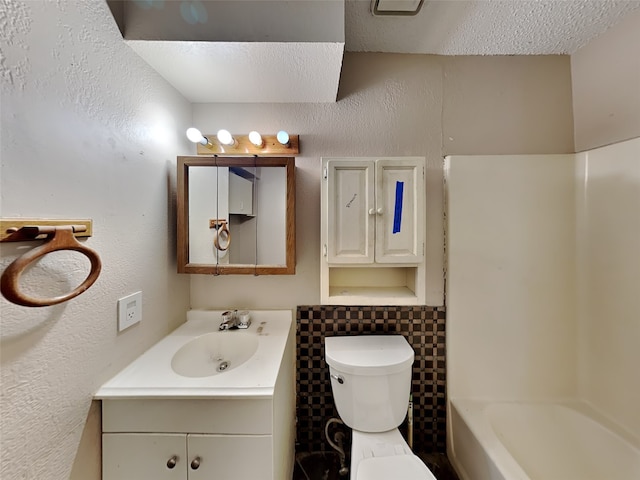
[296,306,447,454]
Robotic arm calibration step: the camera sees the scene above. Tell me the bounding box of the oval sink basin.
[171,332,259,378]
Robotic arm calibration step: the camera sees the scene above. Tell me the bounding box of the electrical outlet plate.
[118,291,142,332]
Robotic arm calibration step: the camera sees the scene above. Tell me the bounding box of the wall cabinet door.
[103,433,186,480]
[375,159,424,263]
[326,159,375,263]
[325,158,423,264]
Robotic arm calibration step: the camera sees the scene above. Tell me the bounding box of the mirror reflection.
[177,157,295,275]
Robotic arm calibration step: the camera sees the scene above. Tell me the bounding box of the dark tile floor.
[293,451,459,480]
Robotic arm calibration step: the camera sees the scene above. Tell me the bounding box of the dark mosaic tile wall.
[296,306,447,454]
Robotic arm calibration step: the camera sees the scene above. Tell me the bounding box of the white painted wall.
[571,9,640,152]
[576,137,640,438]
[190,53,574,310]
[445,154,578,400]
[0,2,191,479]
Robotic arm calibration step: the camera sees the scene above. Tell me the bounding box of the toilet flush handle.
[331,374,344,384]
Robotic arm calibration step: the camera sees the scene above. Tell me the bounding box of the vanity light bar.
[187,128,299,156]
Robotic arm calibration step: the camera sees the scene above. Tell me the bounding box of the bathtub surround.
[445,136,640,479]
[295,306,446,454]
[575,139,640,438]
[446,153,578,401]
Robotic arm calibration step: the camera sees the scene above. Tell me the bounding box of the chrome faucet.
[219,310,238,330]
[219,310,251,330]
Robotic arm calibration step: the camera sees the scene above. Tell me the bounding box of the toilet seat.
[356,454,436,480]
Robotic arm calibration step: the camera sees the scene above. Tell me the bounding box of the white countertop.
[95,310,293,400]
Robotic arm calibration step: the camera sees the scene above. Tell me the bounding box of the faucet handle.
[237,310,251,329]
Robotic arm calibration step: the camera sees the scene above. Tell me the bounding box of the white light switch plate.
[118,291,142,331]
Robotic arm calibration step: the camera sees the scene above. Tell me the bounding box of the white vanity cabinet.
[321,157,426,305]
[103,431,271,480]
[97,310,296,480]
[101,394,291,480]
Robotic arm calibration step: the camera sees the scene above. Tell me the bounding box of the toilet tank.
[325,335,414,433]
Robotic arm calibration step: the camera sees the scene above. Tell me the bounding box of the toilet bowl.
[325,335,437,480]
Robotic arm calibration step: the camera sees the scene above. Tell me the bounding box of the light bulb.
[248,131,264,147]
[276,130,290,146]
[217,129,235,146]
[186,127,206,145]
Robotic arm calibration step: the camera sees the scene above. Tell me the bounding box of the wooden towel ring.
[213,221,231,251]
[0,226,102,307]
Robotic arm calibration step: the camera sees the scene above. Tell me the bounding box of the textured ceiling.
[347,0,640,55]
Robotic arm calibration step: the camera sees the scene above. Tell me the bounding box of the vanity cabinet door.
[187,434,272,480]
[103,433,186,480]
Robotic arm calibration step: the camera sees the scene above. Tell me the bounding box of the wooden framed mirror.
[177,156,295,274]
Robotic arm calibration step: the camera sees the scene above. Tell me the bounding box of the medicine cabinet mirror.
[177,156,295,275]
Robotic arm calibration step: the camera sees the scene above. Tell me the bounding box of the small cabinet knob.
[376,207,383,215]
[368,208,375,215]
[191,456,201,470]
[166,456,178,469]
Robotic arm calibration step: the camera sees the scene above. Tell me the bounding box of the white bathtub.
[448,399,640,480]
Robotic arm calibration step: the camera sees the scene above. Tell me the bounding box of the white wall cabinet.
[321,157,426,305]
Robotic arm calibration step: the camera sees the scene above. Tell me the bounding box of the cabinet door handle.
[376,208,383,215]
[368,208,376,215]
[191,456,201,470]
[166,455,178,469]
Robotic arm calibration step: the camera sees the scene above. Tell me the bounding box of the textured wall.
[190,53,574,310]
[571,9,640,151]
[0,2,191,479]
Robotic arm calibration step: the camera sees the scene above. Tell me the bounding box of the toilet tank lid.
[325,335,414,375]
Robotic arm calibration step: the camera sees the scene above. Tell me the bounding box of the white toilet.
[325,335,437,480]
